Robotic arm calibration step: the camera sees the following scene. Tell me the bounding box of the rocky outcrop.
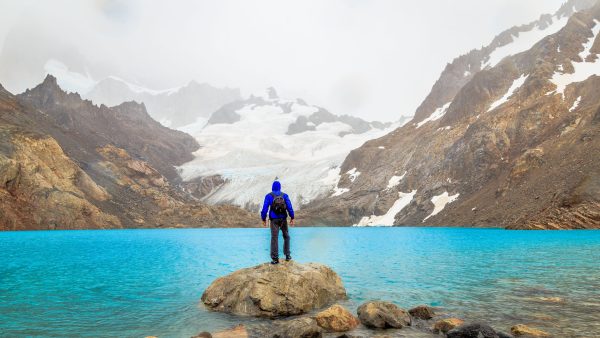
[511,324,550,337]
[314,304,359,332]
[301,1,600,229]
[201,261,346,318]
[0,78,255,230]
[356,301,411,329]
[18,75,199,183]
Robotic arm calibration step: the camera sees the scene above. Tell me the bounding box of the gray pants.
[270,218,290,260]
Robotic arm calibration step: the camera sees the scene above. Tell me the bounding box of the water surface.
[1,227,599,337]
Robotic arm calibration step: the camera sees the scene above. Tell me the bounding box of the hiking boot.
[285,255,292,261]
[271,259,279,265]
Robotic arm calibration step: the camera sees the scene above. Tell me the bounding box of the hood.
[272,180,281,192]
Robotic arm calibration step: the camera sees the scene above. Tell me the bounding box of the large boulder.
[356,301,411,329]
[201,261,347,318]
[315,304,360,332]
[447,323,500,338]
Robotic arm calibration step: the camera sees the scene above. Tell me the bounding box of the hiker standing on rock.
[261,180,295,264]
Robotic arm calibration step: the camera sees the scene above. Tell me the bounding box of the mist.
[0,0,564,121]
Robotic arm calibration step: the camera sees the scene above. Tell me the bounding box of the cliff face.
[301,2,600,229]
[0,80,255,230]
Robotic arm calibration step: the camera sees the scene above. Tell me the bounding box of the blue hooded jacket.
[261,181,295,221]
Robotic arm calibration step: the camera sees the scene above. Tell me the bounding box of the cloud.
[0,0,565,121]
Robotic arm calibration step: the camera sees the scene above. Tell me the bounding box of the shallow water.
[1,227,599,337]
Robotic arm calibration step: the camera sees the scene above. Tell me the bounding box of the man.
[261,180,295,264]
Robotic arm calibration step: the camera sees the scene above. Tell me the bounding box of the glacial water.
[1,227,599,338]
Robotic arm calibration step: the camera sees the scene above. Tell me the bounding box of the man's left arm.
[284,194,295,225]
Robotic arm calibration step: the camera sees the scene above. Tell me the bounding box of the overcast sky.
[0,0,566,121]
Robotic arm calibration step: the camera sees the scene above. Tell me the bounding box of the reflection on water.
[0,227,599,337]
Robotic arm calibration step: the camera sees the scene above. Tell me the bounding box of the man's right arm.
[260,194,271,224]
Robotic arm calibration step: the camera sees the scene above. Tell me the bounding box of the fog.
[0,0,564,121]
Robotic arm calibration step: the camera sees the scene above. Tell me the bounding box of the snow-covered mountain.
[177,87,399,210]
[85,76,241,128]
[42,59,241,128]
[300,0,600,229]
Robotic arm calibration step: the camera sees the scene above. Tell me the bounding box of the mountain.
[0,76,254,230]
[85,76,241,128]
[299,0,600,229]
[177,87,398,211]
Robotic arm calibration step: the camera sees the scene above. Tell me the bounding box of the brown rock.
[315,304,359,332]
[433,318,464,334]
[408,304,435,320]
[511,324,550,337]
[212,325,247,338]
[191,332,212,338]
[356,301,411,329]
[201,261,346,318]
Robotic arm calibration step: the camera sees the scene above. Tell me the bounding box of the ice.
[347,168,360,182]
[569,96,582,112]
[551,20,600,97]
[423,191,460,222]
[177,95,395,209]
[355,190,417,226]
[177,117,208,134]
[483,15,568,68]
[416,102,451,128]
[386,171,406,189]
[487,74,529,112]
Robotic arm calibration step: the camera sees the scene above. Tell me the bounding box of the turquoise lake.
[1,227,599,337]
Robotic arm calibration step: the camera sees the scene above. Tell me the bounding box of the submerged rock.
[356,301,411,329]
[315,304,359,332]
[201,261,346,318]
[210,325,248,338]
[408,305,435,320]
[511,324,550,337]
[447,323,500,338]
[250,317,323,338]
[433,318,464,334]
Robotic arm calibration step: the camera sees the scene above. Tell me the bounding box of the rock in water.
[356,301,411,328]
[433,318,464,334]
[201,261,346,318]
[408,304,435,320]
[510,324,550,337]
[315,304,360,332]
[447,323,500,338]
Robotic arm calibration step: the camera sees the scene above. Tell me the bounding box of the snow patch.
[569,96,582,112]
[347,168,360,182]
[488,74,529,112]
[551,20,600,97]
[386,172,407,189]
[423,192,460,222]
[483,15,568,68]
[416,102,451,128]
[355,190,417,226]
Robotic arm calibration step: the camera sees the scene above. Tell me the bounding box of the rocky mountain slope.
[0,78,254,230]
[177,87,397,211]
[300,0,600,229]
[85,76,241,128]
